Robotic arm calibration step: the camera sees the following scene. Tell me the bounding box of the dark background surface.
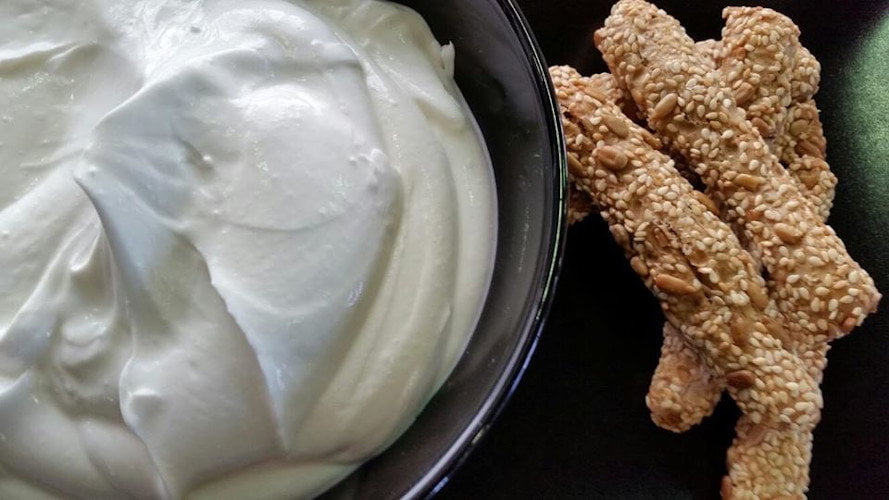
[442,0,889,498]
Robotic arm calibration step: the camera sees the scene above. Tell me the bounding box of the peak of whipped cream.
[0,0,496,497]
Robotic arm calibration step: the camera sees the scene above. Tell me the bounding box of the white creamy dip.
[0,0,496,497]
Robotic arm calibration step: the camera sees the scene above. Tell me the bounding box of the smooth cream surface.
[0,0,496,497]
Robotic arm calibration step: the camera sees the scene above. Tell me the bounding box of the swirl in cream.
[0,0,496,497]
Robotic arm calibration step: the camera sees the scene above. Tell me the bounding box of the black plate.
[444,0,889,498]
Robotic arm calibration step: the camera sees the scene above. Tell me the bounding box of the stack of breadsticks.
[556,1,880,498]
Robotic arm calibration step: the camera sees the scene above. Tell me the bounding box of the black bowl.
[324,0,567,498]
[445,0,889,498]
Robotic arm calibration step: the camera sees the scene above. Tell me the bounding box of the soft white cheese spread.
[0,0,496,497]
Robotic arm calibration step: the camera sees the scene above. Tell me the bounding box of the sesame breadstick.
[595,1,880,496]
[719,7,836,218]
[646,322,722,431]
[648,10,838,430]
[551,65,821,461]
[567,72,663,226]
[719,7,797,150]
[562,70,807,435]
[791,46,820,103]
[638,33,727,433]
[569,70,719,430]
[782,44,834,220]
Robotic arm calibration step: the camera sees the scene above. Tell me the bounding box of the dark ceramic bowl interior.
[323,0,566,498]
[442,0,889,498]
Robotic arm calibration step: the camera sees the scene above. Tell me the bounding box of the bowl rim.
[406,0,568,496]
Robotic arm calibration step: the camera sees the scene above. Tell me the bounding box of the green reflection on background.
[843,13,889,234]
